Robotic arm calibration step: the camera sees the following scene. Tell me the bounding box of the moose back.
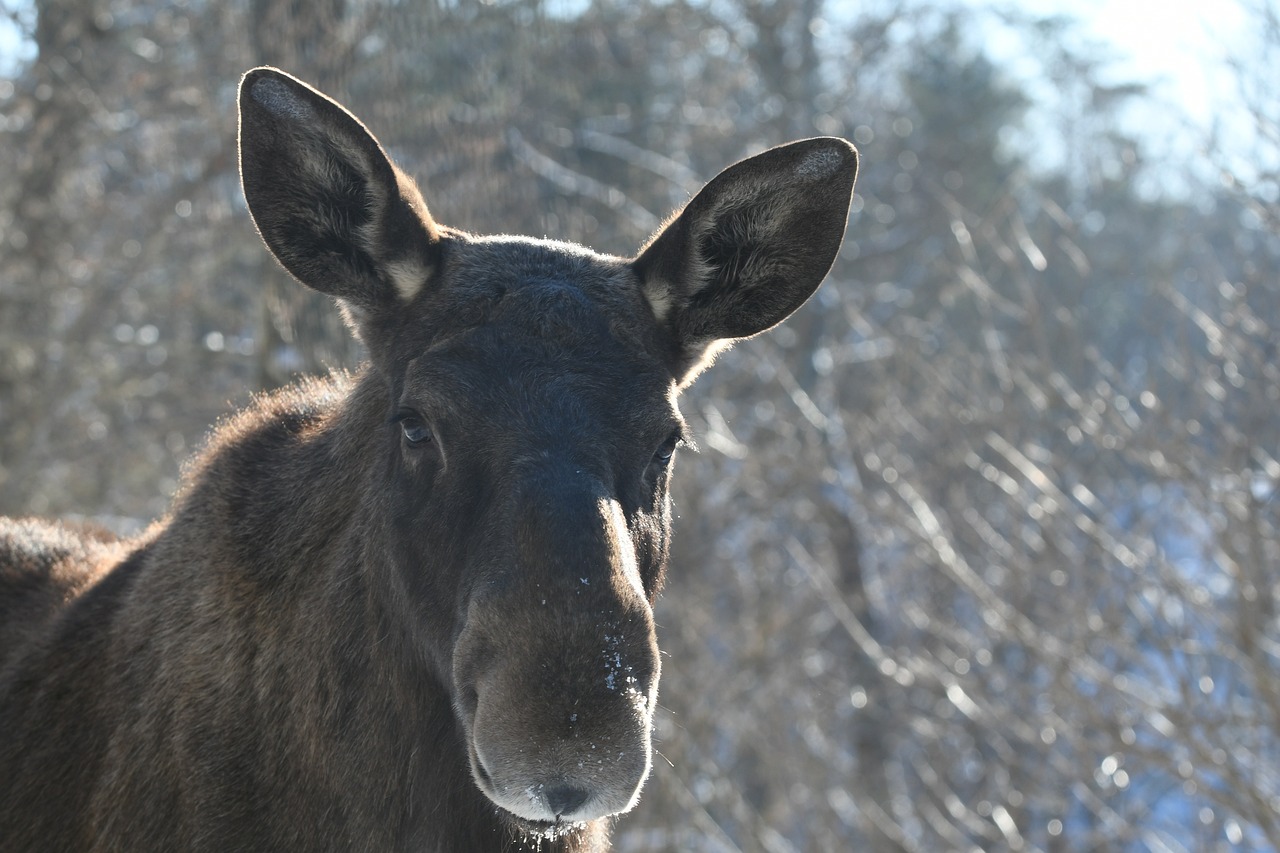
[0,68,857,852]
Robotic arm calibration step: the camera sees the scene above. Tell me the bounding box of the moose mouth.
[469,745,592,839]
[502,811,589,841]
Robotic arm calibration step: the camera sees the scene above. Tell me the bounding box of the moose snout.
[470,719,651,825]
[451,467,661,826]
[460,628,658,825]
[453,589,660,825]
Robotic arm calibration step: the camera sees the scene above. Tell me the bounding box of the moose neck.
[162,368,608,852]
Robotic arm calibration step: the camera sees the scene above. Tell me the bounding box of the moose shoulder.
[0,68,857,852]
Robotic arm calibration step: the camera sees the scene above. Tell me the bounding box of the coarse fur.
[0,68,858,852]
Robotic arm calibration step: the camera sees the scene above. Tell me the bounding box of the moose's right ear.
[237,67,441,320]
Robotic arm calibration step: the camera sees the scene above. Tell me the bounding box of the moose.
[0,68,857,851]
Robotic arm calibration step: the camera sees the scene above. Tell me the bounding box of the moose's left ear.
[237,67,441,327]
[633,137,857,386]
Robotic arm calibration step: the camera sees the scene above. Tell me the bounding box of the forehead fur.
[402,233,661,362]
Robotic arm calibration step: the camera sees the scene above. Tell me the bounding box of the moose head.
[237,68,856,839]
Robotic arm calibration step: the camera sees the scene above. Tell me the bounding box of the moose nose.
[545,784,590,818]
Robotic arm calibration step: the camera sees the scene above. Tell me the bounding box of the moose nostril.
[545,784,590,818]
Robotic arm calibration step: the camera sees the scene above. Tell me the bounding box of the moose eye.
[651,431,682,468]
[393,411,433,447]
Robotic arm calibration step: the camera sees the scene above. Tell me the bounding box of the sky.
[0,0,1261,167]
[1064,0,1251,128]
[981,0,1257,190]
[0,1,1255,95]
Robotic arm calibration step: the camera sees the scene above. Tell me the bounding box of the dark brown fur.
[0,68,857,852]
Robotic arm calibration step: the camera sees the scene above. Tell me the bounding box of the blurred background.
[1,0,1277,850]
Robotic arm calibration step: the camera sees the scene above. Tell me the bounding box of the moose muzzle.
[452,466,660,826]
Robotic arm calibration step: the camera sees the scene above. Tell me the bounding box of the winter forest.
[1,0,1278,850]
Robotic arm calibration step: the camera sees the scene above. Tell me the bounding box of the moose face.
[236,68,856,834]
[380,242,675,829]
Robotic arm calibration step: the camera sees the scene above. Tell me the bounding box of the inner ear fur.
[633,137,858,385]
